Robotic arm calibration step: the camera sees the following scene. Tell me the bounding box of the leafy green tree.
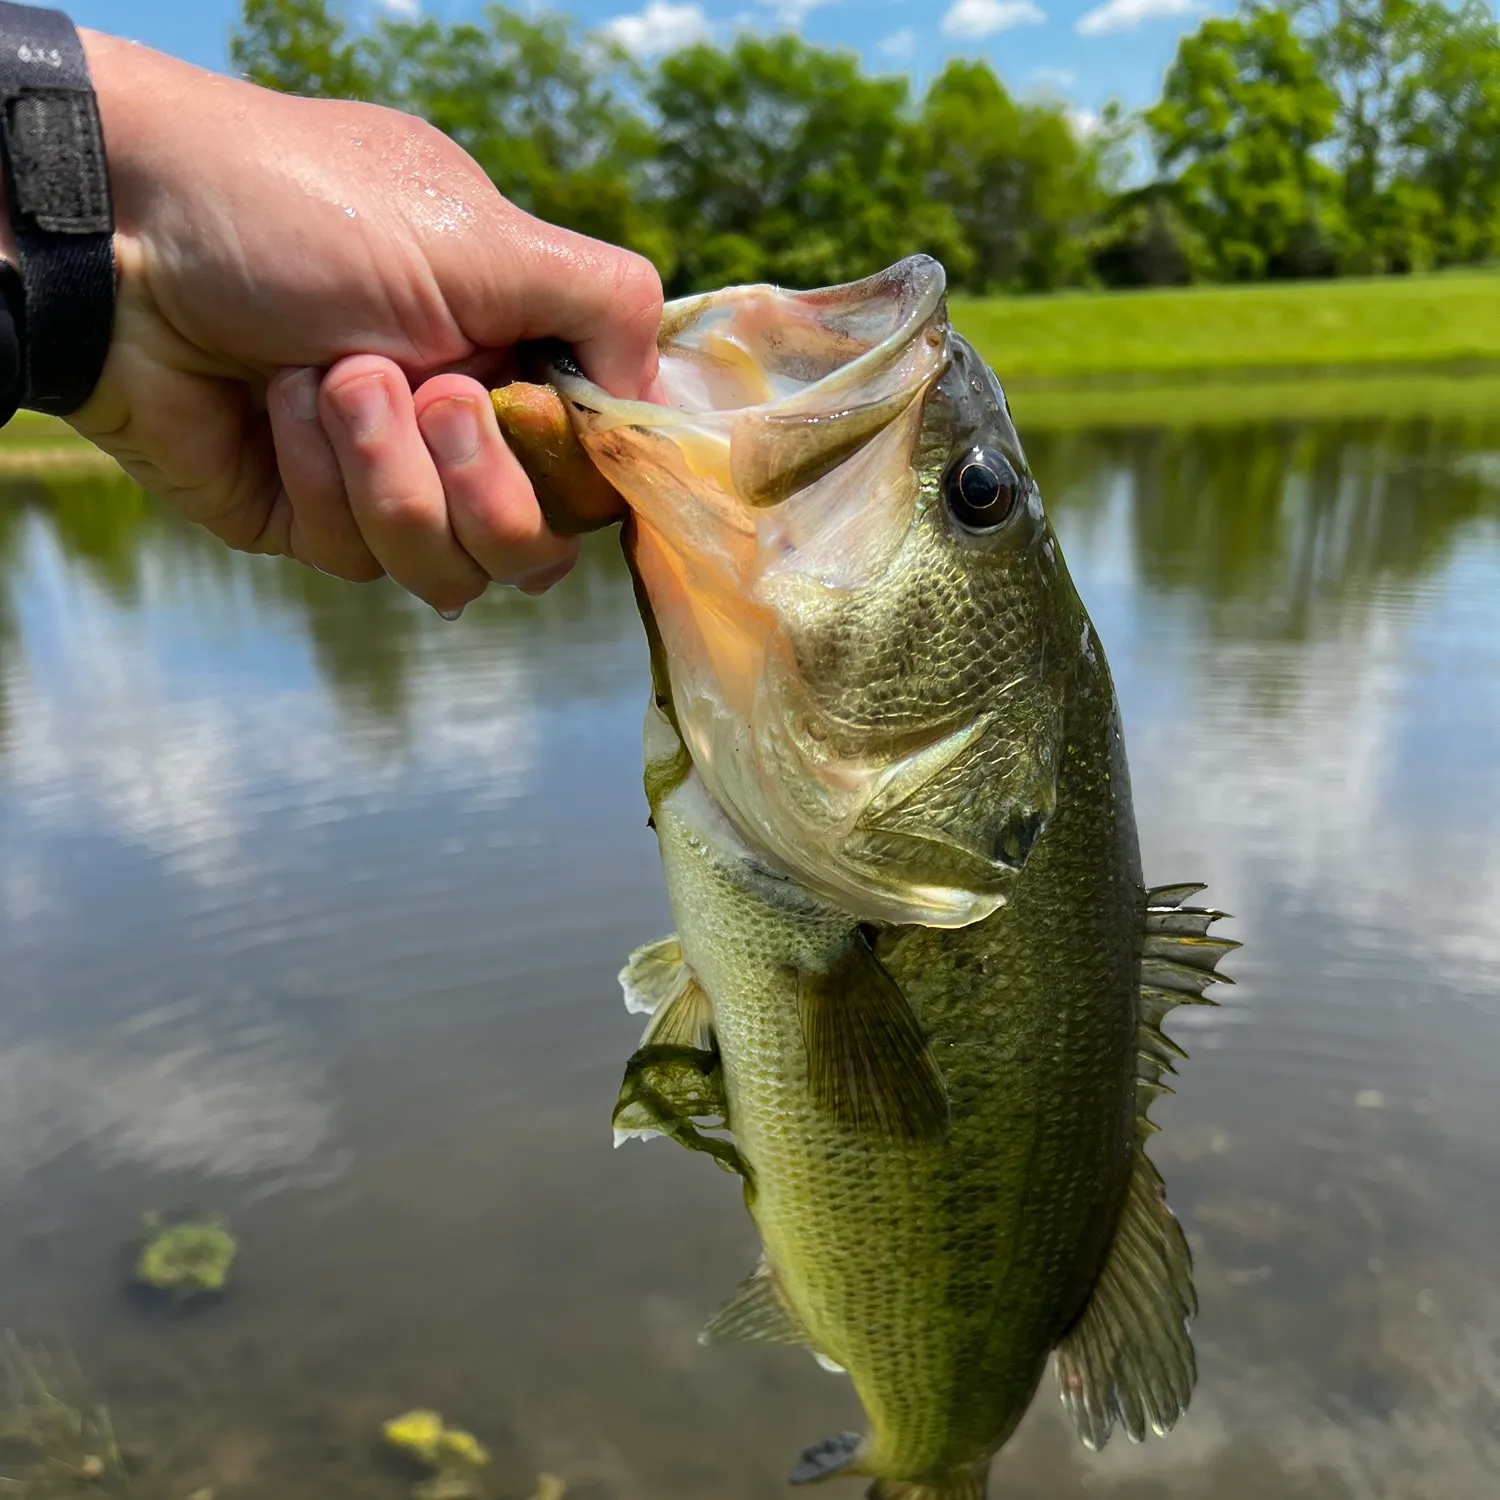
[649,35,969,292]
[232,0,673,277]
[1147,7,1345,280]
[1281,0,1500,270]
[1281,0,1446,270]
[1392,1,1500,265]
[915,61,1111,292]
[231,0,374,98]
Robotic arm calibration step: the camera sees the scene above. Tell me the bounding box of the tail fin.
[866,1474,987,1500]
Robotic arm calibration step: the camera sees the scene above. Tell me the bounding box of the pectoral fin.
[789,1432,862,1486]
[796,932,948,1140]
[1054,883,1236,1449]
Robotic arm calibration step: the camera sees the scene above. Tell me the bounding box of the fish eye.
[943,446,1021,533]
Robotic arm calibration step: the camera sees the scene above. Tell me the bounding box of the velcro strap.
[0,3,115,415]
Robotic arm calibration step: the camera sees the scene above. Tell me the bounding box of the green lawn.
[953,268,1500,386]
[5,271,1500,464]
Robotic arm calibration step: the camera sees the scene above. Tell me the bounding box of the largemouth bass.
[494,256,1235,1500]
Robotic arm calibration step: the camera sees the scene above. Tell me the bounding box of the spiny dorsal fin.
[796,932,948,1140]
[1053,884,1235,1452]
[618,935,690,1017]
[1145,881,1206,908]
[700,1258,807,1348]
[789,1432,862,1486]
[1136,896,1236,1093]
[866,1475,987,1500]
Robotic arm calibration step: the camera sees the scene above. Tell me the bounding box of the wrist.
[77,28,183,245]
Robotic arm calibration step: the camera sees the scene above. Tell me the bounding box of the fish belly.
[652,738,1140,1479]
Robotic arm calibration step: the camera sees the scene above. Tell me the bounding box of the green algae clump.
[382,1409,490,1471]
[134,1212,236,1296]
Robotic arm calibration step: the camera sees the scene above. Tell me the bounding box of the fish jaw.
[554,258,1038,927]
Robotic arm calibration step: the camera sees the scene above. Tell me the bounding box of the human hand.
[59,32,658,606]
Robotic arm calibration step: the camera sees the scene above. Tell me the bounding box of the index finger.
[454,208,665,403]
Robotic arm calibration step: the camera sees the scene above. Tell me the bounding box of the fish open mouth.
[545,256,1028,930]
[550,254,951,515]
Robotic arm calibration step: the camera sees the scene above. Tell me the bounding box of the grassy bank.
[5,269,1500,466]
[953,268,1500,386]
[1009,371,1500,432]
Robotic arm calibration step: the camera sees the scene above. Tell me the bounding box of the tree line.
[232,0,1500,296]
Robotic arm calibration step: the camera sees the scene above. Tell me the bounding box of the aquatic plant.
[382,1409,495,1498]
[0,1334,129,1495]
[382,1409,490,1471]
[132,1213,236,1297]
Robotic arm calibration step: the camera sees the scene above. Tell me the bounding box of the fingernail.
[283,368,319,422]
[435,606,464,621]
[420,399,480,466]
[330,375,389,440]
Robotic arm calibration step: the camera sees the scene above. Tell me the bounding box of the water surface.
[1,396,1497,1499]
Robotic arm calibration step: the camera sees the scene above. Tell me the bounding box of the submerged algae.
[133,1213,236,1297]
[0,1335,130,1496]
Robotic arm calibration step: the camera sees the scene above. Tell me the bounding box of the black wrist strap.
[0,2,114,417]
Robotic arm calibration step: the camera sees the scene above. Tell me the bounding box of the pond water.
[0,392,1498,1500]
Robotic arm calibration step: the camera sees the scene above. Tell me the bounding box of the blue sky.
[71,0,1224,120]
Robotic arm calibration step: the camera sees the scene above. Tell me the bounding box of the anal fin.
[700,1257,806,1347]
[796,931,948,1140]
[1054,883,1236,1450]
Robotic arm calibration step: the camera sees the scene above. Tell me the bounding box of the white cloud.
[757,0,839,26]
[605,2,711,57]
[375,0,421,17]
[942,0,1046,39]
[1032,65,1077,88]
[1076,0,1201,36]
[1068,105,1103,136]
[880,27,917,59]
[0,516,542,893]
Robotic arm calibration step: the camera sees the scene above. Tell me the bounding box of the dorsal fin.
[700,1258,808,1348]
[1054,885,1236,1450]
[796,931,948,1140]
[1054,1149,1197,1449]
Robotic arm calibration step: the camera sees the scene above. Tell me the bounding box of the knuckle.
[612,251,664,329]
[372,487,436,533]
[459,482,544,557]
